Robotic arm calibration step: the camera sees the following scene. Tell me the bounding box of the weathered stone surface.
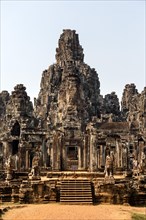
[55,29,84,66]
[35,29,101,131]
[103,92,120,116]
[121,84,146,133]
[0,84,36,140]
[121,83,139,117]
[0,29,146,205]
[6,84,33,119]
[0,91,10,117]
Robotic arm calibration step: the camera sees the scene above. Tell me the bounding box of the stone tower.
[35,29,101,132]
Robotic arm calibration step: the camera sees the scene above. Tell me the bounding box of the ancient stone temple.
[0,29,146,205]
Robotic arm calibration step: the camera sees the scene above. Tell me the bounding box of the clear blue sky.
[1,0,145,103]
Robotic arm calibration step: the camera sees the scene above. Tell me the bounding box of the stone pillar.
[3,142,10,159]
[119,143,123,167]
[89,134,96,172]
[25,150,29,170]
[56,136,61,170]
[116,140,120,168]
[94,146,98,171]
[97,149,100,168]
[62,146,66,170]
[50,145,53,169]
[138,141,144,162]
[78,146,82,170]
[89,135,93,172]
[101,145,105,167]
[42,139,47,168]
[83,137,87,170]
[100,145,102,167]
[19,145,23,170]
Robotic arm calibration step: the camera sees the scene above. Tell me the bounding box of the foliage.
[132,213,146,220]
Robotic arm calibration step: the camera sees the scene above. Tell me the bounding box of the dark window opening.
[130,145,133,154]
[143,146,146,155]
[0,143,3,154]
[67,146,78,160]
[46,155,50,167]
[11,121,20,136]
[12,140,19,155]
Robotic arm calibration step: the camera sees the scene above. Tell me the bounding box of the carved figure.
[105,152,114,177]
[31,154,40,177]
[140,150,146,173]
[5,155,13,181]
[122,144,128,170]
[5,155,13,170]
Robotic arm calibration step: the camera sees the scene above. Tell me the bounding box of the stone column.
[97,149,100,168]
[42,139,47,168]
[78,146,82,170]
[116,140,120,168]
[50,145,53,169]
[100,145,102,167]
[101,145,105,167]
[56,136,61,170]
[119,143,122,167]
[25,150,29,170]
[62,146,66,170]
[89,135,92,172]
[3,142,10,159]
[83,138,87,170]
[86,135,90,170]
[89,134,96,172]
[94,146,98,171]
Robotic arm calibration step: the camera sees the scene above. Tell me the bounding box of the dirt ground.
[2,204,146,220]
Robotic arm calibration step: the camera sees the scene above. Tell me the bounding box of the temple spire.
[55,29,84,66]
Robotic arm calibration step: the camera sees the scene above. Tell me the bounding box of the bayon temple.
[0,29,146,205]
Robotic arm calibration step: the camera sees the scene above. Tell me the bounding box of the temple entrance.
[12,140,19,155]
[67,146,78,160]
[66,146,78,170]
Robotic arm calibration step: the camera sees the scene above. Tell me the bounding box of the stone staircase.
[60,179,93,204]
[0,186,12,203]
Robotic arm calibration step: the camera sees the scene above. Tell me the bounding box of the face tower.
[35,29,101,170]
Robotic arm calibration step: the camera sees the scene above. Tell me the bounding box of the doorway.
[67,146,78,160]
[66,146,78,170]
[12,140,19,155]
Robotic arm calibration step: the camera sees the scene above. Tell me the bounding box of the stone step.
[60,197,93,201]
[60,202,93,205]
[61,182,91,185]
[61,195,92,198]
[60,194,92,197]
[61,186,91,189]
[61,188,91,191]
[60,197,93,200]
[60,187,91,190]
[60,179,93,204]
[61,180,90,183]
[1,195,12,202]
[60,200,93,203]
[60,199,93,202]
[61,190,92,193]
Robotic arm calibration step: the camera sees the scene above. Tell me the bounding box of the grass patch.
[132,213,146,220]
